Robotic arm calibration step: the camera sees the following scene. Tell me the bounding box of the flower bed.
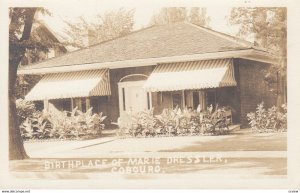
[116,106,234,138]
[17,99,107,140]
[247,102,287,133]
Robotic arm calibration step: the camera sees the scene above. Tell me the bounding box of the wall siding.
[236,59,276,127]
[216,86,240,123]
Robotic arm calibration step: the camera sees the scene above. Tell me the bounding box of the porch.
[24,58,240,127]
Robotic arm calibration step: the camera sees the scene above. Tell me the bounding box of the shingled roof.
[19,22,258,72]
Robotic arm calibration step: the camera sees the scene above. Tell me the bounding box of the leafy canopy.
[63,8,135,48]
[149,7,210,27]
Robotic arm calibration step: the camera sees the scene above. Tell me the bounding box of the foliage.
[16,98,36,121]
[228,8,287,105]
[19,112,52,139]
[247,102,287,132]
[63,8,135,48]
[45,107,107,139]
[19,107,107,140]
[229,8,286,55]
[15,75,43,99]
[150,7,210,27]
[117,105,233,138]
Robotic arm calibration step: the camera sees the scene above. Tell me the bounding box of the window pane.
[172,93,182,109]
[206,90,216,110]
[193,91,199,109]
[147,92,150,109]
[81,98,86,112]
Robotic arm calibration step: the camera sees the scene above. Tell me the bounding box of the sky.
[39,4,240,42]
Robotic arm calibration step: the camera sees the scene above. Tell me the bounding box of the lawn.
[10,129,287,179]
[23,129,287,158]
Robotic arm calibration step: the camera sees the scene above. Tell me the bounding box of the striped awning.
[25,69,111,101]
[144,59,237,92]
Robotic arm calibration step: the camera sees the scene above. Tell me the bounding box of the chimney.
[88,29,97,47]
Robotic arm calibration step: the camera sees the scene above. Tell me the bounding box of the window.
[21,86,28,96]
[147,92,150,109]
[73,98,89,112]
[47,49,55,58]
[50,99,71,112]
[193,91,200,109]
[81,98,86,112]
[172,92,182,109]
[206,89,217,110]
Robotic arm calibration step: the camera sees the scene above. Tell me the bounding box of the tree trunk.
[9,8,36,160]
[9,59,28,160]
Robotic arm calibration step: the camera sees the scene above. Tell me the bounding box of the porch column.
[199,91,206,111]
[182,90,185,108]
[71,98,74,110]
[78,98,82,111]
[86,97,90,111]
[43,99,49,112]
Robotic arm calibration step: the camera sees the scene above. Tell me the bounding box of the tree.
[9,8,52,160]
[64,8,135,48]
[149,7,210,27]
[229,8,287,105]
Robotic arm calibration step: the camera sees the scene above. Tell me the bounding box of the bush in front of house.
[45,107,107,139]
[18,100,107,140]
[247,102,287,133]
[116,105,234,138]
[16,98,50,139]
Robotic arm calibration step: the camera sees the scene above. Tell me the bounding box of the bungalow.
[18,22,278,126]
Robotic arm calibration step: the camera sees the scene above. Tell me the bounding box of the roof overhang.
[18,49,279,75]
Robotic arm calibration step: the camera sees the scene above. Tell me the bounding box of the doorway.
[118,80,150,116]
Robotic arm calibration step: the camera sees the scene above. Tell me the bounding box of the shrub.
[16,98,52,139]
[247,102,287,132]
[19,105,107,140]
[19,111,53,139]
[46,107,107,139]
[117,105,233,138]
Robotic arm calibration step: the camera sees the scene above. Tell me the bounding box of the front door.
[118,80,149,116]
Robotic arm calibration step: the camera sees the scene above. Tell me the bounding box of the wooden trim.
[182,90,185,108]
[185,22,253,47]
[119,74,148,82]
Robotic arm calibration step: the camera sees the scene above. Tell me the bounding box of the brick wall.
[236,59,277,127]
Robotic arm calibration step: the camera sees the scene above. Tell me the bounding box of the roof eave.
[17,49,278,75]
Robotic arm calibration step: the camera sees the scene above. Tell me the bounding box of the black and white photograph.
[0,0,299,191]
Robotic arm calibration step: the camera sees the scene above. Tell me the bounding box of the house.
[17,22,278,126]
[16,21,67,99]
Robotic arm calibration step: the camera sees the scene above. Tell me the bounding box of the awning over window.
[25,69,111,101]
[144,59,237,92]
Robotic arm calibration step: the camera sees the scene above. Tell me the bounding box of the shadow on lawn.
[159,132,287,152]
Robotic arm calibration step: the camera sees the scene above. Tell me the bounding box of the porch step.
[228,124,240,132]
